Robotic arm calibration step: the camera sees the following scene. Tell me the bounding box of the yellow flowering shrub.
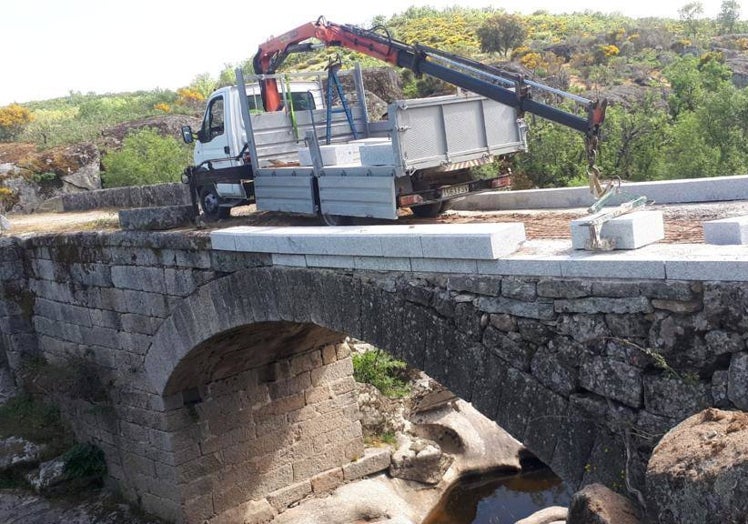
[0,104,33,141]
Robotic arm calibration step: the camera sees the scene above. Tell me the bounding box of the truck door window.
[201,96,225,142]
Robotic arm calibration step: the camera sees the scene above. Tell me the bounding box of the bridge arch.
[144,266,599,521]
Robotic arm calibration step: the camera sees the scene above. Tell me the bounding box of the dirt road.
[4,200,748,243]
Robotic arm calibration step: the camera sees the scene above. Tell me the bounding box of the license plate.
[441,184,470,198]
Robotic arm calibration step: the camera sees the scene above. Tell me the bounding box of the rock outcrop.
[100,114,200,151]
[567,483,641,524]
[0,436,46,470]
[0,142,101,213]
[646,408,748,523]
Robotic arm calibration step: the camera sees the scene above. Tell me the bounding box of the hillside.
[1,5,748,213]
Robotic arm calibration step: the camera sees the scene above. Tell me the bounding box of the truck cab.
[184,80,324,218]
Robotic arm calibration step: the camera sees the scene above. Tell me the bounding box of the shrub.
[62,443,107,479]
[352,349,410,398]
[102,128,192,187]
[0,104,33,141]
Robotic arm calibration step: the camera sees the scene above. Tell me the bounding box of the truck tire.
[199,187,231,221]
[410,202,444,218]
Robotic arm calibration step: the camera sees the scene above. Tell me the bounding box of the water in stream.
[423,466,574,524]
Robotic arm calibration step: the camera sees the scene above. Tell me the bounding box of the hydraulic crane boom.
[253,17,607,143]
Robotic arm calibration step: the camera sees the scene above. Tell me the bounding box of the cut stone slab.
[359,142,395,166]
[211,223,526,260]
[571,210,664,250]
[118,205,195,231]
[703,215,748,245]
[298,144,361,166]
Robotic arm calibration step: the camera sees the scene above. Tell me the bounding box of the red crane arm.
[253,18,399,111]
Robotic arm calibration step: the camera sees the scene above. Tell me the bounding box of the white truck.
[181,18,606,224]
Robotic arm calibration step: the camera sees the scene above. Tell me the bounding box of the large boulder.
[389,436,453,485]
[646,408,748,523]
[567,483,641,524]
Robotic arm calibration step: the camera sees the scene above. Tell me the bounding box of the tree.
[717,0,741,34]
[0,104,33,141]
[189,73,217,99]
[218,59,255,88]
[678,2,704,37]
[477,13,527,57]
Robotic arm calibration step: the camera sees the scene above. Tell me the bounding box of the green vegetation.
[102,128,192,187]
[2,3,747,189]
[352,349,411,398]
[62,442,107,479]
[364,431,397,447]
[0,394,73,457]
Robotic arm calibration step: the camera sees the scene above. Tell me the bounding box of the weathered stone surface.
[446,275,500,296]
[389,437,452,485]
[710,370,730,408]
[489,313,516,332]
[516,506,568,524]
[568,483,641,524]
[555,297,652,315]
[118,205,196,231]
[342,447,391,481]
[501,278,537,301]
[266,480,312,513]
[591,281,640,298]
[705,330,744,355]
[602,339,656,369]
[643,375,712,420]
[310,468,344,494]
[531,346,579,396]
[483,326,534,371]
[580,355,642,408]
[25,457,66,493]
[651,298,702,313]
[476,296,555,320]
[556,314,609,343]
[728,352,748,410]
[0,437,45,470]
[703,282,748,331]
[605,314,650,339]
[516,318,553,345]
[537,279,592,298]
[646,409,748,524]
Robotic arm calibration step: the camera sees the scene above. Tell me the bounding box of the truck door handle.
[224,146,231,154]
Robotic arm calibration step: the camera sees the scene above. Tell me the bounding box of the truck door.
[194,95,232,168]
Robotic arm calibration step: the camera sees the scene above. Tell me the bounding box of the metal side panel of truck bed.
[394,94,526,171]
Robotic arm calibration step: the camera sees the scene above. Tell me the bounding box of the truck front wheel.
[321,213,353,226]
[199,187,231,221]
[410,202,445,218]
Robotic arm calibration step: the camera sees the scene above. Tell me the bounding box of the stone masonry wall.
[171,341,363,522]
[364,273,748,494]
[1,230,747,521]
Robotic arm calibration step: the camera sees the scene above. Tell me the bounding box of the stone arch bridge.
[0,230,746,523]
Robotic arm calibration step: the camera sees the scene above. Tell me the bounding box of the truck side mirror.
[181,126,194,144]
